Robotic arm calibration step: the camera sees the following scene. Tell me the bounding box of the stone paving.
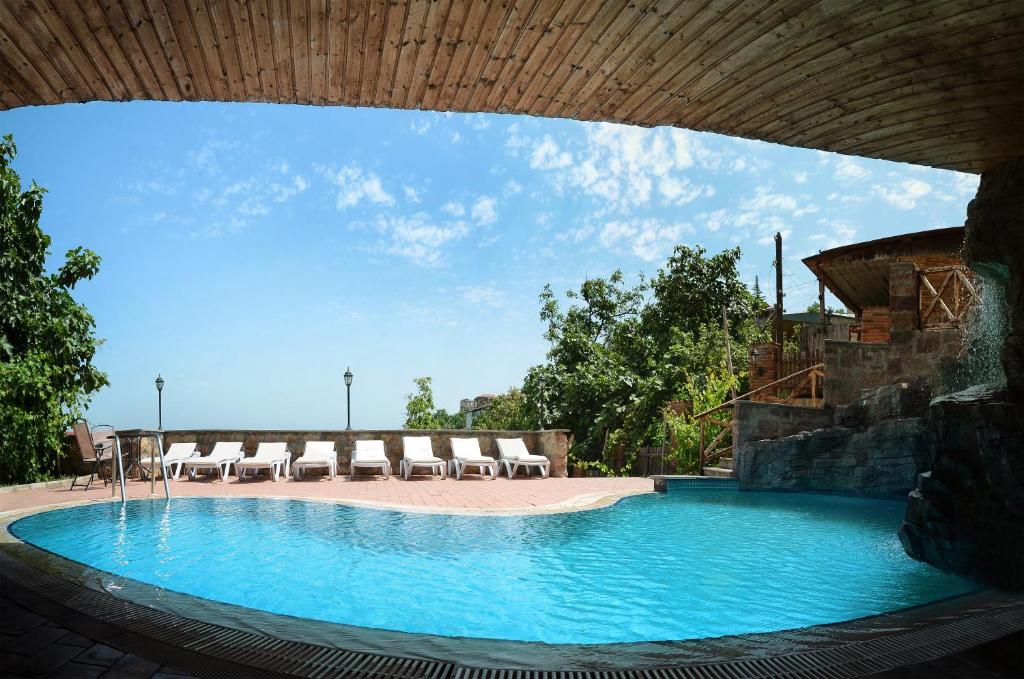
[0,474,652,516]
[0,591,192,678]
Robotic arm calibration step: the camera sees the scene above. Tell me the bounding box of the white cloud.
[465,113,490,130]
[874,177,932,209]
[459,285,506,308]
[793,171,808,184]
[597,218,693,261]
[951,172,980,197]
[403,185,422,203]
[371,212,469,266]
[530,136,573,169]
[471,196,498,225]
[740,188,798,212]
[319,163,394,209]
[441,201,465,217]
[410,119,432,135]
[503,179,523,197]
[450,131,463,144]
[834,156,870,182]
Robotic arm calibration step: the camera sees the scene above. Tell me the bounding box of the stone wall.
[736,383,932,498]
[732,400,835,456]
[146,429,569,478]
[823,340,890,407]
[886,260,967,393]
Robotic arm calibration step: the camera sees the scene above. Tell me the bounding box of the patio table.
[110,429,171,503]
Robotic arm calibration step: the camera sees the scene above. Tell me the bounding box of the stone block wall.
[146,429,569,477]
[823,340,890,407]
[732,401,835,456]
[887,260,967,393]
[736,383,933,498]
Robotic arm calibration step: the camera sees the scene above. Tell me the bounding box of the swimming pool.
[9,492,973,645]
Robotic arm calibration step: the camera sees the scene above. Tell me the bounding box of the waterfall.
[949,276,1009,390]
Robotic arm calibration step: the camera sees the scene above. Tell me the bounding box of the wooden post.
[722,305,736,400]
[698,418,705,476]
[774,231,784,384]
[818,279,826,328]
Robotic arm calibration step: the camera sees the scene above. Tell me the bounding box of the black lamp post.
[155,374,165,430]
[344,368,353,430]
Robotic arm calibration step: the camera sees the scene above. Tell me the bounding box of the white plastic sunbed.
[292,441,337,479]
[350,440,391,480]
[160,442,199,480]
[449,437,498,480]
[236,442,291,481]
[183,442,244,481]
[400,436,446,480]
[496,438,550,479]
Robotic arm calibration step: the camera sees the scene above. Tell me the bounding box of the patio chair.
[400,436,446,480]
[236,442,291,481]
[496,438,550,479]
[449,437,498,480]
[69,419,115,490]
[292,441,337,479]
[350,440,391,480]
[183,442,244,481]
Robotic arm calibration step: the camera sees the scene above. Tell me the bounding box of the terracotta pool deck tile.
[1,476,652,516]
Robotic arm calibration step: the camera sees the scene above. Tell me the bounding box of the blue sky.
[0,102,978,429]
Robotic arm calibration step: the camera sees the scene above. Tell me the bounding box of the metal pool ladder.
[110,429,171,503]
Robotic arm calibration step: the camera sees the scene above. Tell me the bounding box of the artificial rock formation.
[900,159,1024,590]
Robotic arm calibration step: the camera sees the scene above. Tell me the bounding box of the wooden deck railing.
[693,363,824,475]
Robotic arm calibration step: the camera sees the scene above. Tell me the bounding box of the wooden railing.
[694,363,825,475]
[919,265,979,329]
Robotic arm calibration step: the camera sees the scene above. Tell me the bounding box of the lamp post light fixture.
[344,367,354,430]
[155,374,165,430]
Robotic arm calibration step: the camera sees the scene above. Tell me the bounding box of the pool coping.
[2,497,1023,676]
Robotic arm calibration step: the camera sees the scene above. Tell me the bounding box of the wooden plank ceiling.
[1,1,1021,173]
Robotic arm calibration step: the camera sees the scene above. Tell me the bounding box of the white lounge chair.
[400,436,446,480]
[449,437,498,480]
[292,441,337,479]
[160,442,199,480]
[183,442,243,481]
[350,440,391,480]
[236,442,291,481]
[496,438,550,478]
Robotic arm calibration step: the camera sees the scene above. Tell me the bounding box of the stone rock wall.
[824,340,890,407]
[964,158,1024,396]
[737,383,932,497]
[732,400,835,454]
[145,429,569,477]
[900,385,1024,589]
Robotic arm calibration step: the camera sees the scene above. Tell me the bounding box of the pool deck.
[0,475,653,517]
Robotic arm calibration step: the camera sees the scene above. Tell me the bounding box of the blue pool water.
[10,493,973,644]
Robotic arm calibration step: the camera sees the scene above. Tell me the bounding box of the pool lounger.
[236,442,291,481]
[159,442,200,480]
[183,442,244,481]
[350,440,392,480]
[400,436,447,480]
[496,438,550,478]
[449,437,499,480]
[292,441,338,479]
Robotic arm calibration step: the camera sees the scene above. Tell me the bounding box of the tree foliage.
[402,377,463,429]
[471,387,537,431]
[0,135,108,484]
[532,245,766,472]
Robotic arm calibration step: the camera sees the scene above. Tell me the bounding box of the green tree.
[531,245,763,473]
[402,377,462,429]
[0,134,109,484]
[471,387,536,430]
